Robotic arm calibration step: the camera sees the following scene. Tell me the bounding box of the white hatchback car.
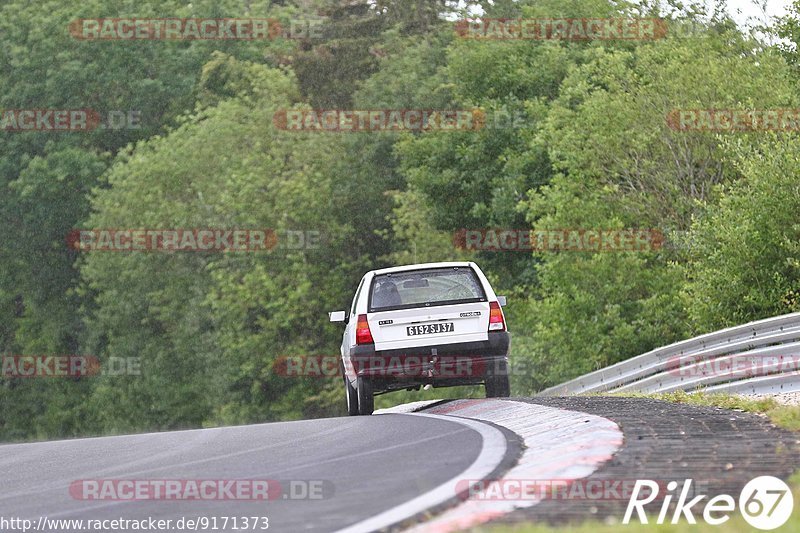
[329,262,510,415]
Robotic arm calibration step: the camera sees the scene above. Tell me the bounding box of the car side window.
[350,277,365,316]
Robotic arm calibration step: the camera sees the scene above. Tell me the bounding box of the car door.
[341,274,368,383]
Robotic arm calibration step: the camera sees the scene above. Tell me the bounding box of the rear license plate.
[407,322,454,336]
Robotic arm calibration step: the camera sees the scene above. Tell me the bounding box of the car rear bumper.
[346,332,510,387]
[350,331,509,358]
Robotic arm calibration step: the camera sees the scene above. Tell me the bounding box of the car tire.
[484,376,495,398]
[485,367,510,398]
[497,374,511,397]
[356,375,374,415]
[342,362,359,416]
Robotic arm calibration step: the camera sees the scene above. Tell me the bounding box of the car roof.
[369,262,475,276]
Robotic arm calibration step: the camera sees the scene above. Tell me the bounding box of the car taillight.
[488,301,505,332]
[356,314,374,345]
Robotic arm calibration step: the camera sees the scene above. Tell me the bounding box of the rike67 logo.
[624,477,794,530]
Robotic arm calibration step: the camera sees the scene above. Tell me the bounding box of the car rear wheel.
[356,375,374,415]
[342,362,358,416]
[485,367,510,398]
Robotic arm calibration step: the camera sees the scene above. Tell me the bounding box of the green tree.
[79,55,365,431]
[521,29,796,387]
[682,136,800,332]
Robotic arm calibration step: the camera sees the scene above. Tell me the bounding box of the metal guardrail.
[538,311,800,396]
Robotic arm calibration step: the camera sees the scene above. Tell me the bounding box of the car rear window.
[369,267,486,312]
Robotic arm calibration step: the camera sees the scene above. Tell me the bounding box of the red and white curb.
[406,399,624,532]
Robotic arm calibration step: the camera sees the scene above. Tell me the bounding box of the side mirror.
[329,311,346,322]
[497,296,507,307]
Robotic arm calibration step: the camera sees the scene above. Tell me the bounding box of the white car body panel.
[339,261,501,359]
[369,302,489,351]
